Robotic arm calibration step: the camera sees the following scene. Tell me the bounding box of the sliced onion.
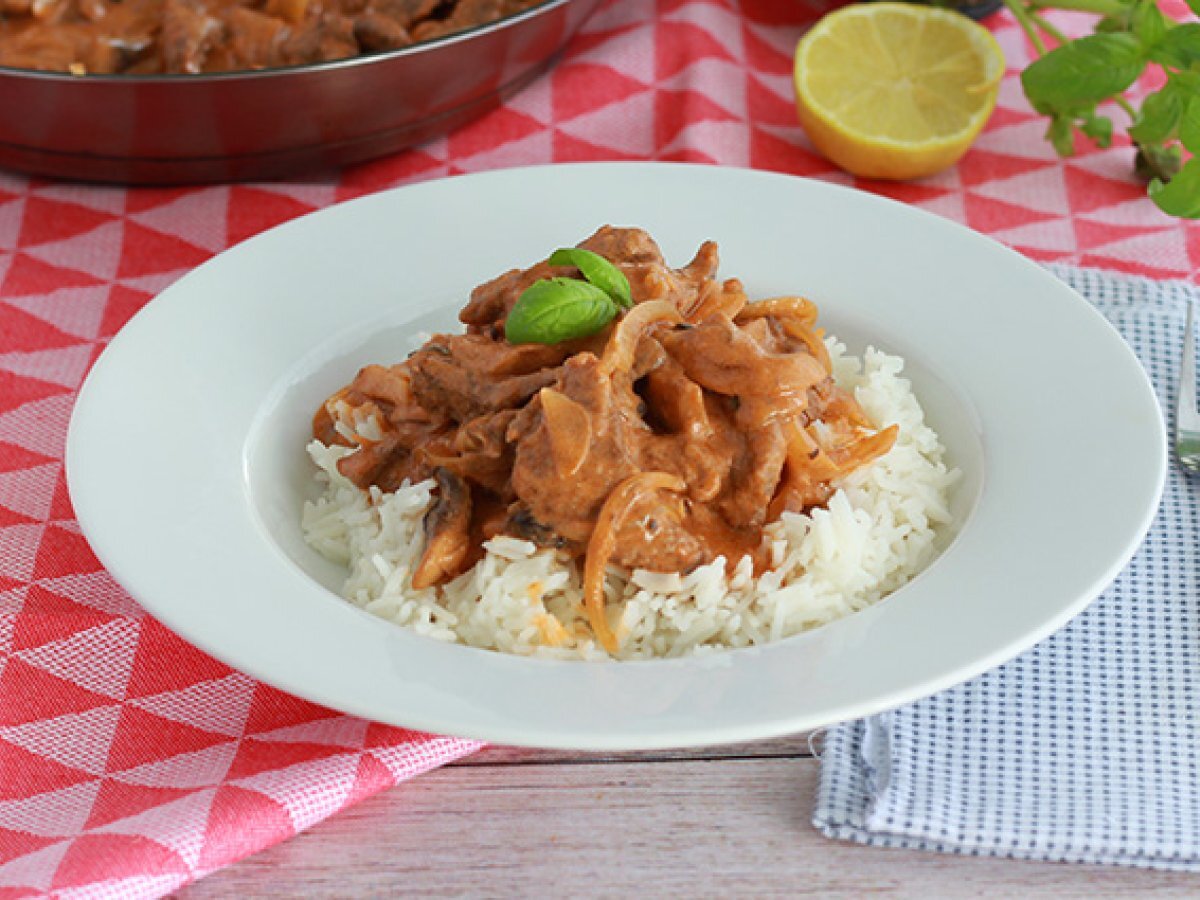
[599,300,681,376]
[584,471,686,654]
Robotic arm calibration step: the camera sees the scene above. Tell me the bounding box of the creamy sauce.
[316,227,898,593]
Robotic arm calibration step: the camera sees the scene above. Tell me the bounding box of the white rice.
[301,339,959,660]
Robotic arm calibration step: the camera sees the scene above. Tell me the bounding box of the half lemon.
[794,2,1005,180]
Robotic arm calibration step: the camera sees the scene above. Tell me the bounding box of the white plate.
[66,163,1165,750]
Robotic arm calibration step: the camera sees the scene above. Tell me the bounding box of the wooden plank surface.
[176,738,1200,897]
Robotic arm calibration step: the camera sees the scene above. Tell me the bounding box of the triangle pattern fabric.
[0,463,57,524]
[105,706,234,774]
[228,753,360,831]
[92,787,218,872]
[0,839,71,890]
[25,222,125,284]
[83,780,197,831]
[124,618,235,700]
[0,781,103,840]
[1,254,101,299]
[0,740,96,802]
[50,832,188,891]
[224,739,353,782]
[9,585,117,654]
[16,198,116,250]
[0,524,44,583]
[252,715,369,749]
[115,222,210,279]
[127,188,230,254]
[225,187,318,248]
[31,182,125,217]
[196,786,294,872]
[0,303,83,356]
[34,571,143,619]
[0,198,26,251]
[129,674,255,738]
[0,827,59,866]
[112,742,239,791]
[0,659,115,728]
[243,684,340,735]
[17,619,141,701]
[0,395,76,459]
[0,344,97,390]
[0,705,121,775]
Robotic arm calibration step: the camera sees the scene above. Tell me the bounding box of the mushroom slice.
[411,468,474,589]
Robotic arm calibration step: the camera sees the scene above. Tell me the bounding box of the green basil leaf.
[505,278,619,345]
[1021,34,1144,113]
[1131,0,1170,49]
[1148,157,1200,218]
[1130,81,1185,144]
[1189,0,1200,14]
[548,247,633,309]
[1081,113,1114,147]
[1151,23,1200,69]
[1182,97,1200,153]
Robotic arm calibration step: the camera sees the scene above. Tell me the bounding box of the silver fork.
[1178,298,1200,473]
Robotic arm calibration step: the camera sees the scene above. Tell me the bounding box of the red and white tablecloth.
[1,0,1197,896]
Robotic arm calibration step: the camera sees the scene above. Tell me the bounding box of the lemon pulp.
[794,2,1005,180]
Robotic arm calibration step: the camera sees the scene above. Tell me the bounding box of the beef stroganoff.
[302,227,958,659]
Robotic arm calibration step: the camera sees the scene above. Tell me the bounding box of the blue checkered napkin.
[814,265,1200,870]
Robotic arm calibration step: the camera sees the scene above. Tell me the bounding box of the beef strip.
[222,6,287,69]
[508,354,641,545]
[408,333,568,422]
[609,488,706,573]
[431,408,517,499]
[372,0,438,24]
[580,227,719,312]
[659,316,827,429]
[458,263,554,331]
[335,420,446,491]
[160,0,222,72]
[715,420,787,530]
[352,10,410,50]
[508,352,711,572]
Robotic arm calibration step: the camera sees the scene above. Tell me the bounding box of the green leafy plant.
[1005,0,1200,217]
[548,247,633,309]
[505,248,632,344]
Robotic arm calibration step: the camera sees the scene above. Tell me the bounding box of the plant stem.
[1113,94,1137,121]
[1005,0,1048,55]
[1028,11,1069,46]
[1027,0,1126,16]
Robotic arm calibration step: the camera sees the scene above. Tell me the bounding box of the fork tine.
[1177,298,1200,473]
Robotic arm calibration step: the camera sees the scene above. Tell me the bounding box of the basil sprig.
[1010,0,1200,218]
[548,247,633,309]
[505,278,619,344]
[505,247,633,344]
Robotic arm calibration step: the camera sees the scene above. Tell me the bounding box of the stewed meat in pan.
[0,0,540,74]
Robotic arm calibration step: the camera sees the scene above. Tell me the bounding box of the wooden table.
[177,736,1200,896]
